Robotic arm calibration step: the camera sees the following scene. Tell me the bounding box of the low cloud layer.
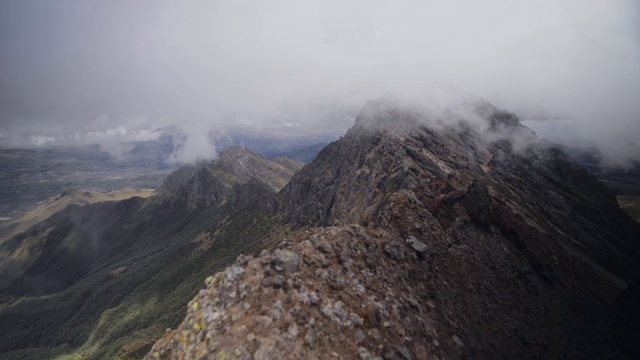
[0,0,638,165]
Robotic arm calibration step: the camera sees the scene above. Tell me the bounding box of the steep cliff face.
[149,98,640,359]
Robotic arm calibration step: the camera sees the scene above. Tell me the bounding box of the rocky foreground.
[146,224,474,360]
[146,220,629,359]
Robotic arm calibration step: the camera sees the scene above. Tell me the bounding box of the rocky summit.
[157,146,304,211]
[145,98,640,359]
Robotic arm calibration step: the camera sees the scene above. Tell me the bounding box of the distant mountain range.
[1,96,639,359]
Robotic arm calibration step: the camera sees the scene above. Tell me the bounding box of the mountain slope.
[0,148,302,360]
[157,146,301,211]
[0,189,155,290]
[148,97,640,359]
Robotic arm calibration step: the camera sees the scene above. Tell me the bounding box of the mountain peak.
[282,97,533,228]
[351,98,420,134]
[217,145,262,162]
[217,146,304,192]
[158,146,303,210]
[351,93,522,140]
[283,96,640,295]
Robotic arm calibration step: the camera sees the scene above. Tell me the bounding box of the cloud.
[0,0,638,165]
[166,121,217,165]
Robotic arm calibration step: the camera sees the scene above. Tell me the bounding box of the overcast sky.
[0,0,638,164]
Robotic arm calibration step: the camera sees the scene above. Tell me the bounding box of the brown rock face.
[147,98,640,359]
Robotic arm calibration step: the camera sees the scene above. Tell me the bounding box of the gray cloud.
[0,0,638,165]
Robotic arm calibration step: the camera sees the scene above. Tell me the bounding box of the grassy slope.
[0,199,290,360]
[0,189,155,245]
[618,196,640,223]
[0,192,155,291]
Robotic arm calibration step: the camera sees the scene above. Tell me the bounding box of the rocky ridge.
[282,98,640,291]
[146,216,631,359]
[146,97,640,359]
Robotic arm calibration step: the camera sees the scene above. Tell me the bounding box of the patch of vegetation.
[0,198,290,359]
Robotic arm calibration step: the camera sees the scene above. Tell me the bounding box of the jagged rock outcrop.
[148,96,640,359]
[158,146,304,210]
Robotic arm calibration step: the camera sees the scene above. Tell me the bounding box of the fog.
[0,0,638,165]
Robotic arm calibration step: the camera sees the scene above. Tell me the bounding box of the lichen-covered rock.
[146,225,444,359]
[272,249,299,274]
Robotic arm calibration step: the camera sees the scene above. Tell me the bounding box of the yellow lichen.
[217,349,231,360]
